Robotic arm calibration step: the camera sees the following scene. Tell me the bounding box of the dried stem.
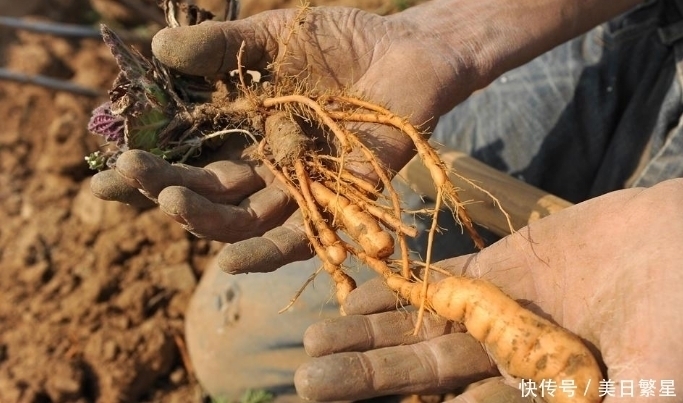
[236,41,248,92]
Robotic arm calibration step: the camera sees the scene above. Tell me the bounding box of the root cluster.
[91,4,488,326]
[250,92,486,310]
[89,6,606,395]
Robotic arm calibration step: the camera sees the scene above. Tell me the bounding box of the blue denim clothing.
[189,1,683,400]
[433,0,683,203]
[408,0,683,260]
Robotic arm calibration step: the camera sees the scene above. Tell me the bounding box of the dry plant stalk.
[87,2,603,399]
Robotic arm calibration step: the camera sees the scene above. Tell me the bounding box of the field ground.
[0,0,423,402]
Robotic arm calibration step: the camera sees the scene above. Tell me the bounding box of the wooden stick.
[399,144,573,236]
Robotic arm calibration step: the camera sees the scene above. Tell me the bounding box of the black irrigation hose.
[0,17,150,97]
[0,68,104,97]
[0,16,151,42]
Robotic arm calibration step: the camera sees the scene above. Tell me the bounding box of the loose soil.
[0,0,423,402]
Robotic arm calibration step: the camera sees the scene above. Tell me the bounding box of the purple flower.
[88,101,125,144]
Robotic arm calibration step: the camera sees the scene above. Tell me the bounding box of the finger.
[218,213,313,274]
[343,277,402,315]
[304,310,464,357]
[115,150,267,204]
[295,333,497,401]
[90,169,156,209]
[151,11,292,76]
[157,184,295,242]
[448,377,531,403]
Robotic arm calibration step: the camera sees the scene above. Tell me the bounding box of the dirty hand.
[92,4,483,273]
[296,179,683,401]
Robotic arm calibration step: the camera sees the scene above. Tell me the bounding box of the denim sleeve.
[432,0,683,203]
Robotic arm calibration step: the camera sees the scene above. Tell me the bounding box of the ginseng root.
[90,7,604,399]
[386,274,603,403]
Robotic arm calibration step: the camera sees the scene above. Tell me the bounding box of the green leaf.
[124,106,169,151]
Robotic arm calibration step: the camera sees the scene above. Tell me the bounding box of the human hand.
[295,179,683,401]
[148,5,483,168]
[92,4,483,273]
[91,147,313,273]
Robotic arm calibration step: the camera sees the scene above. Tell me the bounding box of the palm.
[297,180,683,401]
[93,6,464,272]
[441,181,683,398]
[152,6,465,172]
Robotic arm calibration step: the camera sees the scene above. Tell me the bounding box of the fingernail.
[114,150,155,189]
[218,239,282,274]
[159,204,188,225]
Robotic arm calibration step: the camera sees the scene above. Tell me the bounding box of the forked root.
[258,140,355,304]
[327,96,486,249]
[256,92,488,319]
[256,91,601,403]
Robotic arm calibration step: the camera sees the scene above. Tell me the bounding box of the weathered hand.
[149,6,479,170]
[295,179,683,401]
[91,148,313,273]
[92,5,480,273]
[294,277,505,400]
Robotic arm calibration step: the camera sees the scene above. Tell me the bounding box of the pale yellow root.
[294,160,347,265]
[259,141,355,304]
[338,126,412,278]
[387,275,603,403]
[326,97,485,249]
[321,179,418,238]
[262,94,413,277]
[310,181,394,260]
[278,265,323,313]
[324,96,488,337]
[355,251,395,279]
[413,186,443,336]
[317,162,379,195]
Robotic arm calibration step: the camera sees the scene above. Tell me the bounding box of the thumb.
[151,12,289,76]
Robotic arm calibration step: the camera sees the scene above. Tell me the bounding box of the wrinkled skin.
[91,4,683,402]
[297,179,683,402]
[92,5,481,273]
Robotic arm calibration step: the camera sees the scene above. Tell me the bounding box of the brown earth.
[0,1,422,402]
